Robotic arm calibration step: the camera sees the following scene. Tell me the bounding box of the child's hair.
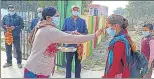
[107,14,129,29]
[42,6,57,20]
[143,23,154,30]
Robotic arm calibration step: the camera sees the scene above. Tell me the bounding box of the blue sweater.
[2,13,24,37]
[61,17,88,47]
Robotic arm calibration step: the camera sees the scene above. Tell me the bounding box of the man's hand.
[6,25,10,29]
[95,28,103,38]
[5,26,13,31]
[11,26,15,30]
[72,30,81,35]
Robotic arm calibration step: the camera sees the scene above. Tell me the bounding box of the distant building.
[88,4,108,17]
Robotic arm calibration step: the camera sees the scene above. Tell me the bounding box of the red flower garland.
[78,44,84,60]
[5,27,13,45]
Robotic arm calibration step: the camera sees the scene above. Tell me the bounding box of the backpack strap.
[120,35,133,73]
[121,45,125,73]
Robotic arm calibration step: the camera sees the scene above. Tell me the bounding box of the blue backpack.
[108,34,148,78]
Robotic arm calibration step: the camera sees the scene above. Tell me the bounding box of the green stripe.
[90,16,94,55]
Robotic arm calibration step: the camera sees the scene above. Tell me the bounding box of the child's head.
[143,23,154,37]
[106,14,128,37]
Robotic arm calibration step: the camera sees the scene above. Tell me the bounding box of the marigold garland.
[5,27,13,45]
[77,44,84,60]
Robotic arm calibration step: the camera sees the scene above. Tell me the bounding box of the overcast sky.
[92,1,128,15]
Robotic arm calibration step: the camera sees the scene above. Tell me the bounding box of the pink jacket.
[141,37,154,62]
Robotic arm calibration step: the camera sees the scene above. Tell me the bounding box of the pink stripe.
[149,40,154,62]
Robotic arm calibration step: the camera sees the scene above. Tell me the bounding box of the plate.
[57,47,77,52]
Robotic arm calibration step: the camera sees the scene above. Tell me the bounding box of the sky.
[92,1,129,16]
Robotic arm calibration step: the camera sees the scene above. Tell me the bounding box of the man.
[2,5,24,68]
[27,7,43,47]
[141,24,154,78]
[29,7,43,32]
[61,5,88,78]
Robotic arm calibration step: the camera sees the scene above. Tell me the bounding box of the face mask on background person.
[9,11,15,15]
[38,13,42,19]
[52,16,60,26]
[72,11,79,16]
[106,27,116,37]
[143,31,150,37]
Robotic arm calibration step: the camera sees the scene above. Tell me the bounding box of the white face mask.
[9,11,15,15]
[72,11,79,16]
[38,13,42,19]
[106,27,116,37]
[51,16,60,26]
[143,31,150,37]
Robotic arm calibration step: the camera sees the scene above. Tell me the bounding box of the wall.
[81,15,106,60]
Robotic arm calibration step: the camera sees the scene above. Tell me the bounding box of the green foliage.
[126,1,154,23]
[81,1,92,14]
[37,1,58,8]
[113,7,127,17]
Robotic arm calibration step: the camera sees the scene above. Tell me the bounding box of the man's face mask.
[143,27,150,37]
[8,8,15,15]
[38,12,42,19]
[9,11,15,15]
[72,11,79,16]
[143,31,150,37]
[72,7,80,16]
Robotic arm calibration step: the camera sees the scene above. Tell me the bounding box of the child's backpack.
[108,34,148,78]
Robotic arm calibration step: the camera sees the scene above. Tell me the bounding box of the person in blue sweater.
[2,5,24,68]
[29,7,43,32]
[61,5,88,78]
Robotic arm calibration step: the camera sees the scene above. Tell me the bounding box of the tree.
[81,1,92,15]
[126,1,154,24]
[37,1,57,8]
[113,7,126,17]
[37,1,92,15]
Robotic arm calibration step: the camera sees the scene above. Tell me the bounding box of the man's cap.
[71,5,80,10]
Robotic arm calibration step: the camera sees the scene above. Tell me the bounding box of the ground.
[1,51,104,78]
